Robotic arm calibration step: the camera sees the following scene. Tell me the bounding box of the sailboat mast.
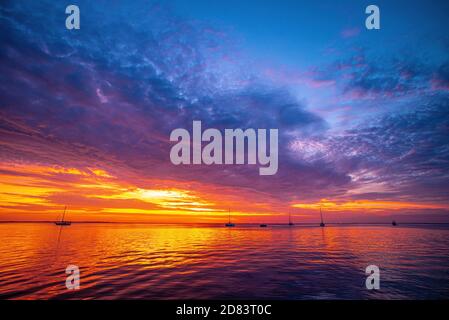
[320,207,323,224]
[62,206,67,222]
[228,208,231,224]
[289,211,291,224]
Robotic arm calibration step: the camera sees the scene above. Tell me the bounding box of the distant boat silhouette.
[55,206,71,226]
[392,220,397,226]
[319,207,325,227]
[260,224,267,227]
[288,211,294,226]
[225,208,235,227]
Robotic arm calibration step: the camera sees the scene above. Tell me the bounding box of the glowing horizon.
[1,162,448,223]
[1,1,448,224]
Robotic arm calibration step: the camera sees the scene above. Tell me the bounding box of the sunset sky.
[1,0,449,223]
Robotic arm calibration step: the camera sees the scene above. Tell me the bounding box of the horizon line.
[1,221,449,225]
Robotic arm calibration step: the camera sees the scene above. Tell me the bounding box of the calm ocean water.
[0,223,448,299]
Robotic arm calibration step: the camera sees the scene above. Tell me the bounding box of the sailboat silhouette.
[225,208,235,227]
[55,206,71,226]
[288,211,294,226]
[319,207,325,227]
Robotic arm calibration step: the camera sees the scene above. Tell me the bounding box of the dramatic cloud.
[0,1,448,222]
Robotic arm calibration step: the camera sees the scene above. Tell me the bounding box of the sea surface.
[0,223,448,299]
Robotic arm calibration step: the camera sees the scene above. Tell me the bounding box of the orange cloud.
[0,162,270,222]
[1,162,448,223]
[291,199,449,211]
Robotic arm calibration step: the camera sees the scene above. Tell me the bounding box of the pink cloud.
[340,27,361,39]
